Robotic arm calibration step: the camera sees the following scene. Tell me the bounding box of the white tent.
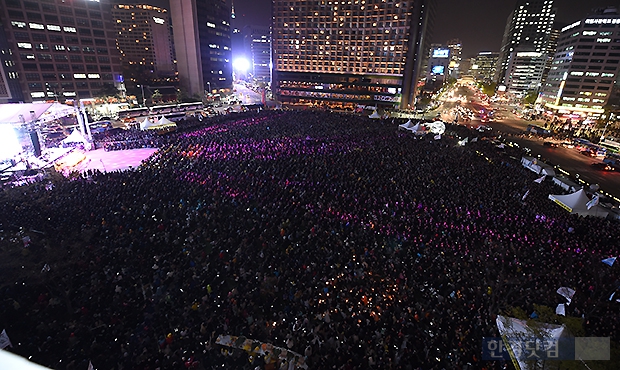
[62,129,87,144]
[369,110,381,119]
[398,119,414,130]
[139,117,155,130]
[156,116,175,126]
[548,189,609,218]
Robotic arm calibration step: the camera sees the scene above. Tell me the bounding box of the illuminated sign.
[431,65,445,74]
[585,18,620,25]
[374,95,401,102]
[153,17,165,25]
[561,21,581,32]
[432,48,449,58]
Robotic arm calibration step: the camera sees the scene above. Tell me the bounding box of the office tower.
[496,0,556,88]
[469,52,499,83]
[272,0,435,110]
[539,7,620,117]
[170,0,232,97]
[243,25,271,83]
[112,4,176,85]
[426,45,450,87]
[0,0,124,103]
[446,38,462,79]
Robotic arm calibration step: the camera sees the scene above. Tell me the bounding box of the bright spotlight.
[232,58,250,73]
[0,125,22,160]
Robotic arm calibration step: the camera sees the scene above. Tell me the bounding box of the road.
[439,86,620,200]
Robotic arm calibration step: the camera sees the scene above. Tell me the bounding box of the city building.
[469,52,499,83]
[504,50,547,94]
[539,8,620,117]
[0,0,125,103]
[272,0,435,110]
[446,38,462,79]
[242,25,271,83]
[169,0,232,97]
[496,0,556,89]
[112,4,176,85]
[426,46,450,88]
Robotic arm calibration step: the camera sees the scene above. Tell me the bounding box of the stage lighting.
[0,125,23,160]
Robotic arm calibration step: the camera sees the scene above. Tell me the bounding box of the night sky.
[139,0,620,57]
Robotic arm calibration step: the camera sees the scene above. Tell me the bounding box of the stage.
[73,147,159,173]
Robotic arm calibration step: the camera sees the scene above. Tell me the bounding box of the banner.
[586,193,600,210]
[0,329,13,349]
[602,257,616,266]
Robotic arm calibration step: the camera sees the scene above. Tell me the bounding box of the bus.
[599,136,620,153]
[178,102,204,112]
[580,142,607,157]
[603,152,620,169]
[525,124,552,137]
[118,107,149,121]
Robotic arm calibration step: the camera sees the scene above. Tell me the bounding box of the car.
[591,162,615,171]
[543,141,559,148]
[581,150,596,157]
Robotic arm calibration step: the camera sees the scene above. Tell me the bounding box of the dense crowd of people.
[0,110,618,370]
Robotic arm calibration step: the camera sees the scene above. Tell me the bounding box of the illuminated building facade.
[112,4,176,84]
[539,9,620,117]
[504,51,547,94]
[0,0,124,103]
[496,0,556,86]
[469,52,499,83]
[243,25,271,82]
[426,46,450,86]
[169,0,232,97]
[446,38,462,79]
[272,0,435,110]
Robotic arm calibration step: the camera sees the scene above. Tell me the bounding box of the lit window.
[73,73,87,79]
[17,43,33,49]
[63,26,77,33]
[87,74,100,79]
[47,25,61,32]
[31,92,45,98]
[207,22,216,28]
[11,21,26,28]
[29,23,45,30]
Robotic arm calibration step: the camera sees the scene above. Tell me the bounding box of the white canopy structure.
[548,189,609,218]
[139,117,155,130]
[0,350,51,370]
[156,116,174,126]
[398,119,414,130]
[0,103,75,125]
[62,129,87,144]
[369,110,381,119]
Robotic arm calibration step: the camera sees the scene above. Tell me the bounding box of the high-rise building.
[0,0,125,103]
[112,4,176,85]
[169,0,232,97]
[504,51,547,93]
[242,25,271,83]
[539,8,620,117]
[426,46,450,87]
[272,0,435,110]
[496,0,556,88]
[469,52,499,83]
[446,38,462,79]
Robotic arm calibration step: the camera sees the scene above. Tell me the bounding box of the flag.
[522,189,530,201]
[434,134,441,140]
[586,193,600,210]
[602,257,617,266]
[471,137,478,143]
[88,361,94,370]
[556,287,576,305]
[610,292,616,301]
[534,175,545,183]
[41,264,51,273]
[555,303,566,316]
[0,329,12,349]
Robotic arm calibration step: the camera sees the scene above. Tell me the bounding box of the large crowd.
[0,110,619,370]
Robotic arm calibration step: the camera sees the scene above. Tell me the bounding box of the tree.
[523,90,538,105]
[151,90,163,105]
[479,82,497,97]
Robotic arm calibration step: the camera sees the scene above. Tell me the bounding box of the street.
[439,85,620,200]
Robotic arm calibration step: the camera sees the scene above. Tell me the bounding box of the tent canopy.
[369,110,381,119]
[398,119,414,129]
[0,103,75,125]
[62,129,87,144]
[139,117,154,130]
[548,189,608,218]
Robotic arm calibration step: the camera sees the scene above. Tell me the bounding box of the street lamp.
[137,84,146,107]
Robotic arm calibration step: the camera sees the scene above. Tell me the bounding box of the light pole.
[137,84,146,107]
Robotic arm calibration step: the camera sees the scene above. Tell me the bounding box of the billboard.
[432,48,450,58]
[432,65,445,75]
